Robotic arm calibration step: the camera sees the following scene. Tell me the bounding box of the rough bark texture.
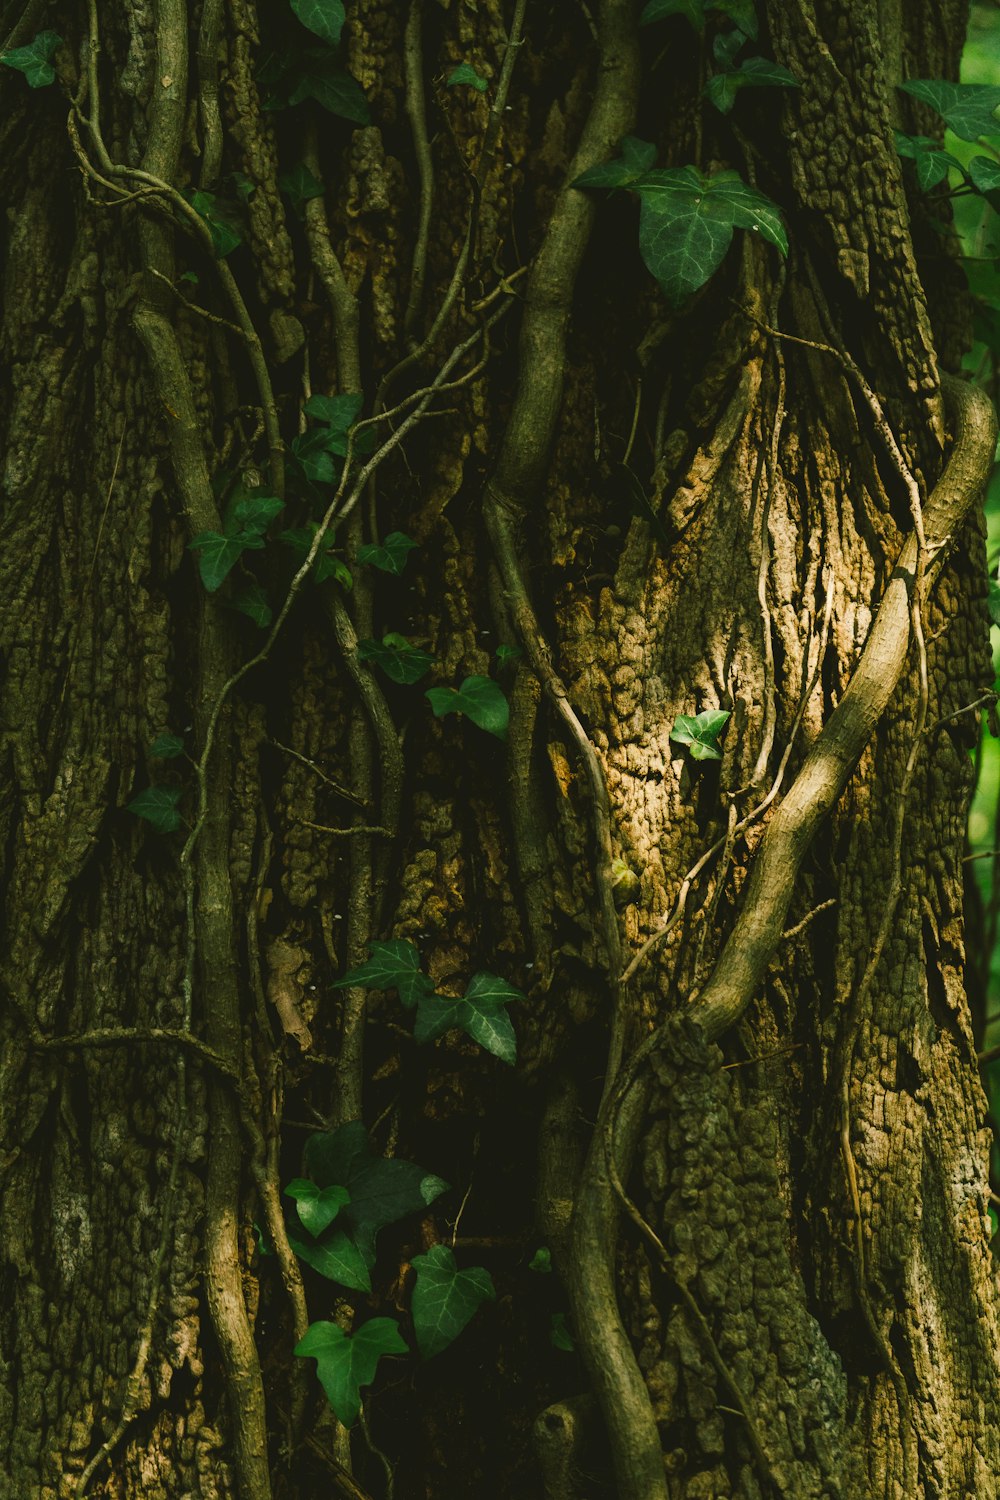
[0,1,997,1498]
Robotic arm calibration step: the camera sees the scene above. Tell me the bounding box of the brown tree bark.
[0,1,997,1497]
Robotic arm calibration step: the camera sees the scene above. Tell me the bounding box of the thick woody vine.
[3,1,1000,1497]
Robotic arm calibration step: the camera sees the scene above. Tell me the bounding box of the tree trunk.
[1,1,997,1497]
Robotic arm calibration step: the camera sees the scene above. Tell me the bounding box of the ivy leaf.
[229,492,284,536]
[334,939,435,1010]
[279,162,325,216]
[231,583,273,628]
[414,972,522,1064]
[447,62,489,92]
[894,132,963,190]
[295,1318,408,1428]
[289,428,338,486]
[285,1179,351,1237]
[712,27,747,68]
[280,525,351,586]
[425,676,509,739]
[528,1247,552,1273]
[989,580,1000,628]
[304,1120,449,1267]
[573,136,658,191]
[304,392,365,433]
[288,48,370,124]
[495,644,522,665]
[149,732,185,759]
[413,993,465,1045]
[291,0,346,45]
[0,30,60,87]
[969,155,1000,211]
[639,0,704,27]
[187,189,243,257]
[358,635,435,685]
[189,532,246,591]
[410,1245,496,1359]
[898,80,1000,142]
[356,532,418,575]
[288,1228,371,1292]
[669,709,731,761]
[127,786,182,833]
[710,0,758,39]
[550,1312,575,1352]
[633,167,786,304]
[704,55,798,115]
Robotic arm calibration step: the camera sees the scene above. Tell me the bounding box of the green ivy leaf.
[447,62,489,92]
[710,0,757,39]
[291,0,346,45]
[572,136,658,191]
[304,1120,449,1267]
[414,971,522,1064]
[304,392,365,432]
[279,162,325,216]
[894,132,963,190]
[288,1227,372,1292]
[989,579,1000,628]
[704,55,798,115]
[425,676,509,739]
[229,492,284,535]
[189,532,246,591]
[334,939,435,1010]
[187,189,244,257]
[712,27,746,68]
[290,428,339,485]
[969,155,1000,211]
[898,80,1000,142]
[669,708,731,761]
[639,0,704,27]
[633,166,786,304]
[280,525,351,586]
[0,30,60,87]
[295,1318,408,1428]
[358,635,435,685]
[288,48,370,124]
[127,786,182,833]
[356,531,418,575]
[550,1312,575,1352]
[495,644,522,665]
[231,583,273,628]
[149,732,185,759]
[410,1244,496,1359]
[528,1247,552,1273]
[285,1179,351,1237]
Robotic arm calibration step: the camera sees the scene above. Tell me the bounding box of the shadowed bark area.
[0,2,997,1498]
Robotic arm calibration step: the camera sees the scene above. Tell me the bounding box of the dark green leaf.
[709,0,757,39]
[285,1179,350,1237]
[229,492,284,535]
[414,972,521,1064]
[288,49,370,124]
[898,80,1000,142]
[669,709,731,761]
[290,428,338,486]
[304,392,365,432]
[334,939,435,1009]
[989,580,1000,628]
[280,524,350,586]
[188,189,243,257]
[189,531,245,591]
[304,1121,449,1267]
[425,676,509,739]
[128,786,182,833]
[228,171,256,202]
[465,973,524,1008]
[495,644,522,665]
[550,1312,575,1352]
[295,1318,407,1427]
[358,635,435,685]
[231,583,273,628]
[288,1228,372,1291]
[279,162,325,215]
[413,993,465,1045]
[704,54,798,115]
[454,996,517,1064]
[634,167,786,304]
[969,155,1000,211]
[356,531,418,575]
[447,62,489,92]
[894,132,963,191]
[150,733,185,759]
[291,0,345,45]
[410,1244,495,1358]
[0,30,60,87]
[573,136,658,191]
[528,1247,552,1273]
[712,27,746,68]
[639,0,704,26]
